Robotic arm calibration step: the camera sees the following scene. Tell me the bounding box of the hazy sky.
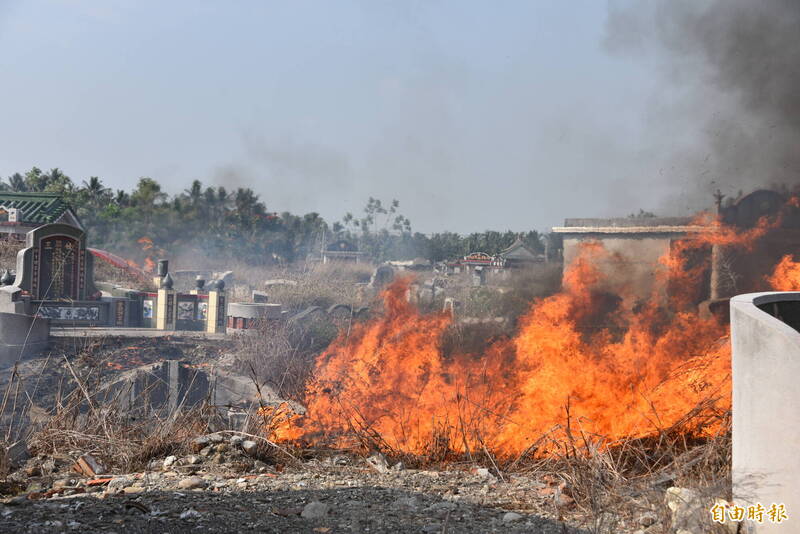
[0,1,712,233]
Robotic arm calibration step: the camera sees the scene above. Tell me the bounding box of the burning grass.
[261,211,800,495]
[276,263,731,459]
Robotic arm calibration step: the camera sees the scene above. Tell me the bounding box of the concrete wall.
[0,312,49,368]
[562,235,672,307]
[731,292,800,533]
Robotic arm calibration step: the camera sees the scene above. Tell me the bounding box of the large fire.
[271,212,800,459]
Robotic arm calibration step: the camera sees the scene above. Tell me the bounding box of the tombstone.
[264,279,298,288]
[12,223,98,301]
[327,303,354,325]
[252,290,269,303]
[472,266,486,287]
[288,306,326,325]
[370,264,396,289]
[443,298,461,318]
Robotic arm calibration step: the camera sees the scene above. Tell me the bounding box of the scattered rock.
[177,477,206,490]
[395,496,419,509]
[555,492,574,507]
[241,441,258,455]
[41,457,56,474]
[427,501,457,520]
[180,508,202,519]
[638,511,658,527]
[665,487,733,534]
[472,467,491,478]
[301,501,329,519]
[503,512,523,523]
[123,486,145,494]
[229,435,243,447]
[5,441,29,468]
[163,456,177,468]
[23,462,40,477]
[366,453,389,474]
[186,455,202,465]
[273,506,303,517]
[191,437,210,452]
[106,477,131,493]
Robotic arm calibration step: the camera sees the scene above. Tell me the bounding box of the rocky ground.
[0,431,668,534]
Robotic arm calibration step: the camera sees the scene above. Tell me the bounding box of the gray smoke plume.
[606,0,800,211]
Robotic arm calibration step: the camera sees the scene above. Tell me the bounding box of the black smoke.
[606,0,800,210]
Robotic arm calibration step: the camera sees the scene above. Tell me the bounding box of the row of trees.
[1,168,548,265]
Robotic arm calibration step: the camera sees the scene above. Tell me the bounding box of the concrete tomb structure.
[227,302,283,331]
[552,216,706,310]
[102,359,270,415]
[730,292,800,533]
[8,223,101,320]
[0,192,83,239]
[0,193,232,352]
[369,264,395,289]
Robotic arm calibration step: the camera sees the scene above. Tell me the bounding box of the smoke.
[606,0,800,210]
[212,132,353,217]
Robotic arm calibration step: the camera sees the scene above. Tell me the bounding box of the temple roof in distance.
[499,237,538,260]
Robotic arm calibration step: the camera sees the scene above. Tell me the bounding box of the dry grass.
[0,338,290,477]
[92,256,154,290]
[0,238,24,273]
[293,377,731,533]
[436,263,562,322]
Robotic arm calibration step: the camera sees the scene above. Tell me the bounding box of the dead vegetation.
[0,237,24,273]
[0,324,733,534]
[232,317,339,402]
[0,337,280,476]
[0,258,732,533]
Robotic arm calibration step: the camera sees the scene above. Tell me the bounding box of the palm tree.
[7,173,26,192]
[82,177,110,203]
[185,180,203,206]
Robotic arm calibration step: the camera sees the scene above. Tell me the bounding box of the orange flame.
[138,237,154,251]
[272,209,800,458]
[273,244,731,456]
[767,255,800,290]
[137,237,158,273]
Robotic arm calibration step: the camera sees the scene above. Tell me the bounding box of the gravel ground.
[0,439,594,534]
[0,483,582,533]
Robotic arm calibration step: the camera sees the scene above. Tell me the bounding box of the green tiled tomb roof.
[0,192,71,224]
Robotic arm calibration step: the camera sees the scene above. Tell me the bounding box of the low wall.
[0,312,49,368]
[731,292,800,533]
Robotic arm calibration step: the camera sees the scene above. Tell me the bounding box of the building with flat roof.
[552,216,710,309]
[552,190,800,316]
